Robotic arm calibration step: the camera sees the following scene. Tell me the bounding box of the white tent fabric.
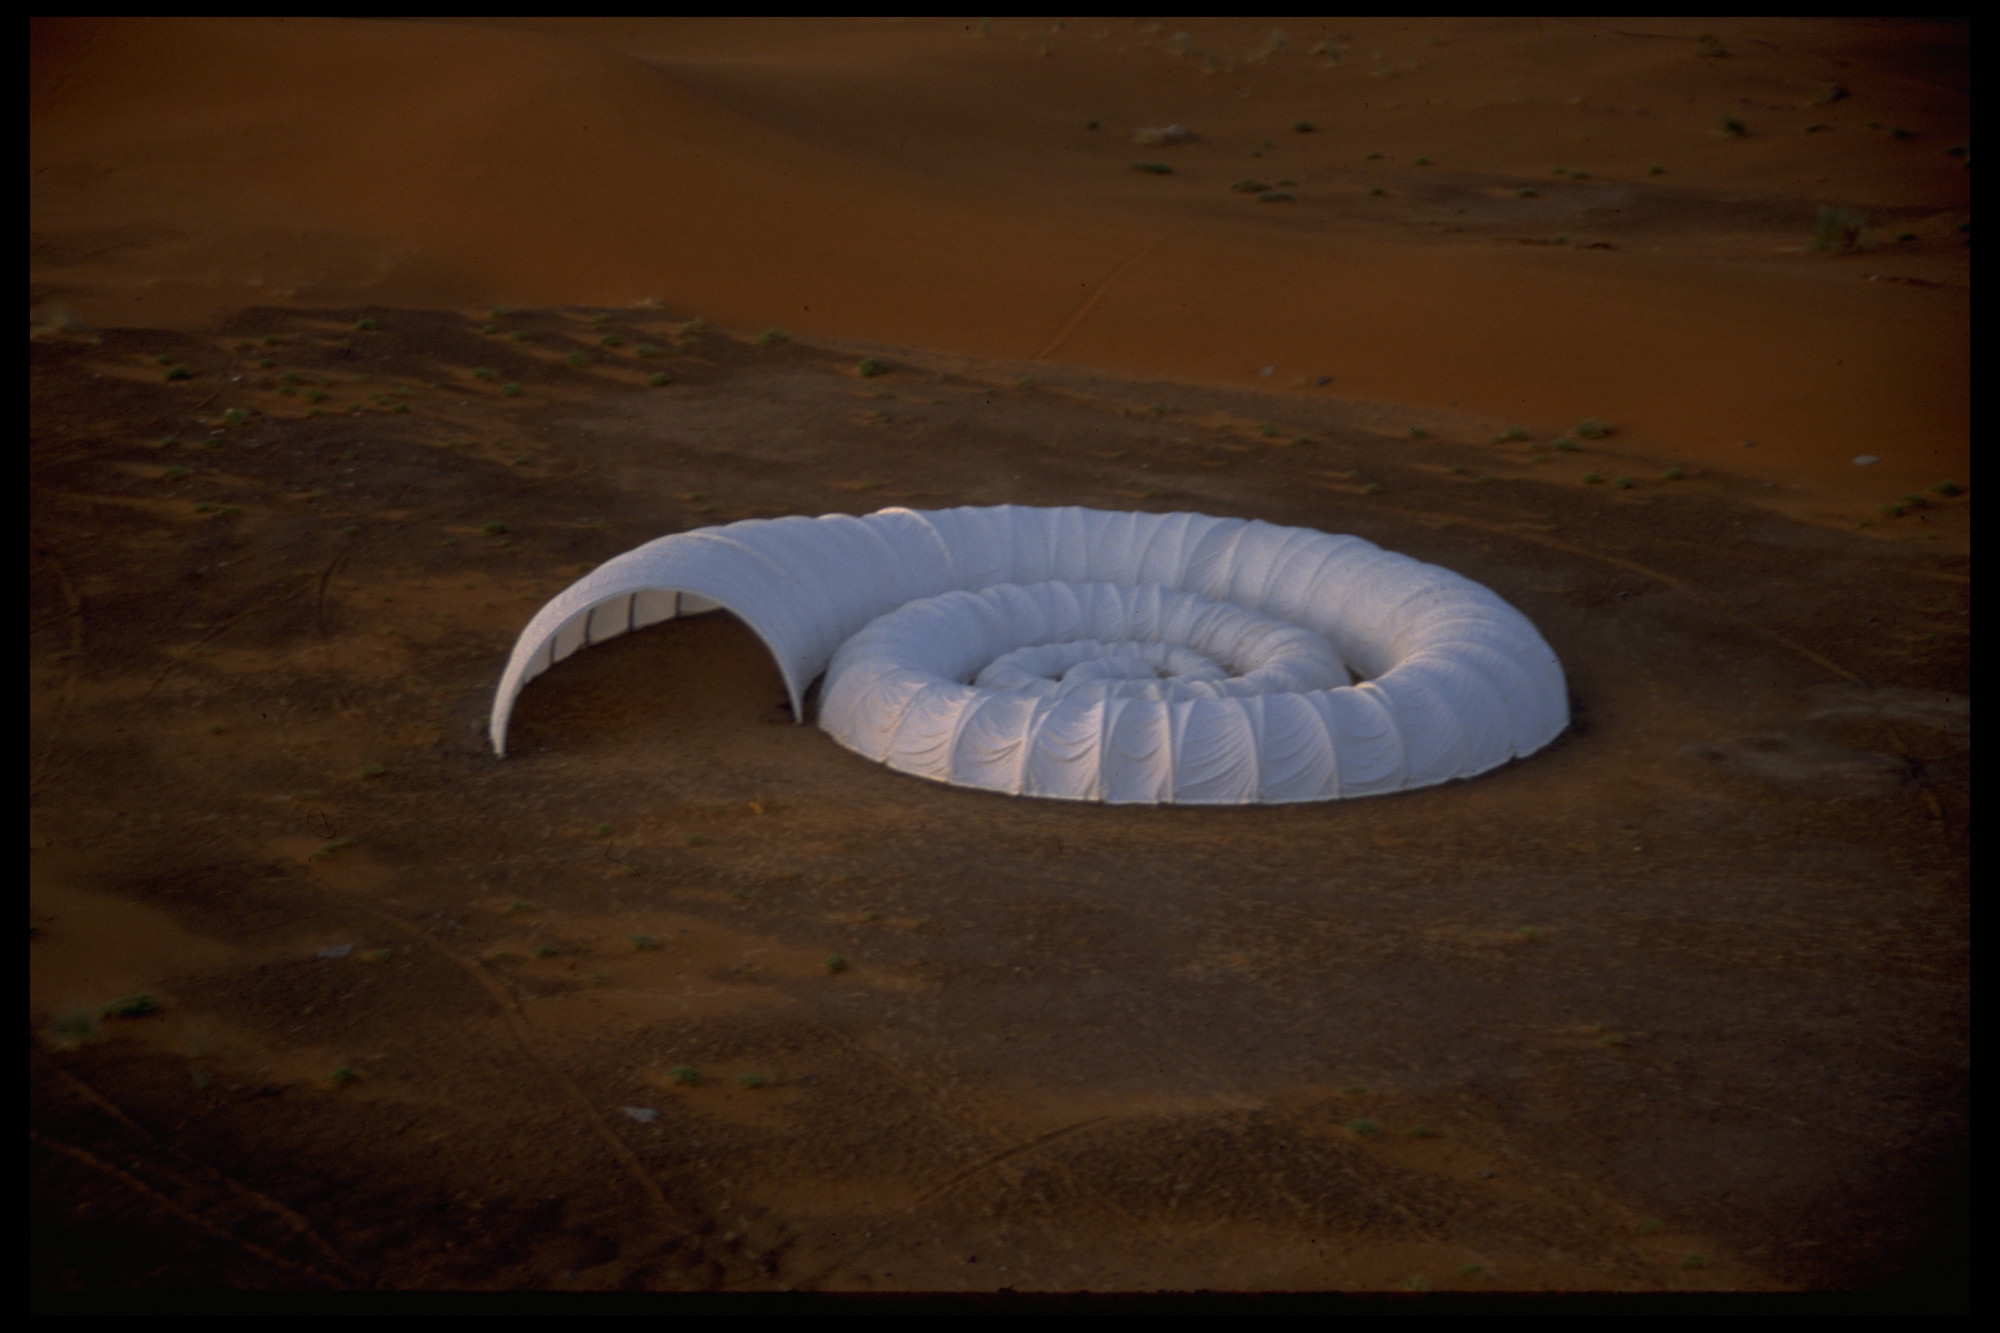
[489,506,1568,803]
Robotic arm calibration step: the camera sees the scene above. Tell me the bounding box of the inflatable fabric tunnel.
[490,506,1569,804]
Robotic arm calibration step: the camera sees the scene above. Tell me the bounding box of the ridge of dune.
[31,17,1969,515]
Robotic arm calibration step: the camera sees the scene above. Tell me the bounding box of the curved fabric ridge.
[489,505,1568,802]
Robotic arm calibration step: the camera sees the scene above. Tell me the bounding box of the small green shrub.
[1662,467,1686,481]
[354,317,380,331]
[856,357,888,378]
[1347,1119,1383,1138]
[1368,187,1388,197]
[1582,473,1605,485]
[738,1073,770,1090]
[508,898,533,913]
[1132,161,1173,174]
[1572,418,1612,439]
[825,955,848,974]
[483,521,509,535]
[636,343,663,357]
[46,1011,98,1046]
[501,382,522,397]
[1931,480,1964,497]
[509,330,531,341]
[331,1066,358,1086]
[1362,482,1386,495]
[1259,190,1296,202]
[670,1066,699,1085]
[1517,188,1538,198]
[1407,426,1430,438]
[1614,476,1636,489]
[1648,164,1667,174]
[102,994,159,1018]
[646,372,671,387]
[1811,206,1869,253]
[600,334,624,347]
[472,367,498,381]
[565,350,589,368]
[359,763,387,778]
[630,934,659,951]
[163,466,191,480]
[1366,151,1383,160]
[165,366,191,382]
[1495,426,1530,443]
[755,329,788,347]
[1414,156,1432,165]
[1293,121,1315,132]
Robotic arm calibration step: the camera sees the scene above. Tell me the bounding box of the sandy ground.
[30,18,1967,1301]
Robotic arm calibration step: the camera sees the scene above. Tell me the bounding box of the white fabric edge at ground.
[488,505,1568,804]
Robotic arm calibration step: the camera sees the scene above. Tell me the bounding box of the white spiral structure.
[490,506,1567,803]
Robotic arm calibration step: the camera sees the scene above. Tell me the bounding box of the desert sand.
[31,18,1967,1303]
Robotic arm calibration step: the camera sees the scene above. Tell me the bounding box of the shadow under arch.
[489,586,808,756]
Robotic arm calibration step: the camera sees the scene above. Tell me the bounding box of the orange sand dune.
[31,17,1968,514]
